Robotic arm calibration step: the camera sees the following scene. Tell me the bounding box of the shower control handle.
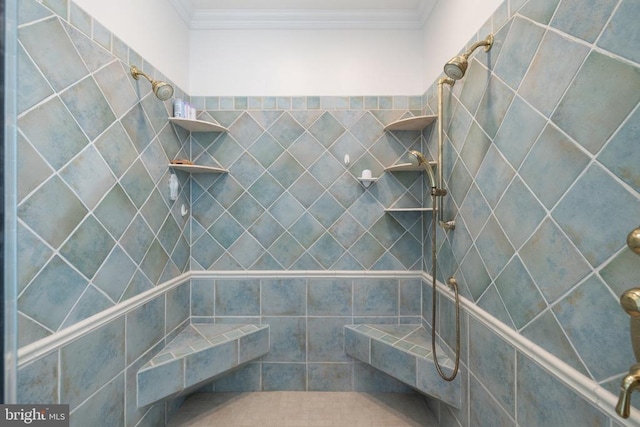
[621,288,640,317]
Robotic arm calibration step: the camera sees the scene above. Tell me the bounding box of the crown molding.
[169,0,437,30]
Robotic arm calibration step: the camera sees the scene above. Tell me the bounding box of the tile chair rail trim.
[17,270,423,366]
[15,269,639,424]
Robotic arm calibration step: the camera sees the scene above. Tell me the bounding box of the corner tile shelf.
[168,164,229,174]
[357,177,378,188]
[384,115,437,131]
[384,207,434,212]
[384,162,437,172]
[137,323,269,407]
[345,324,460,408]
[168,117,228,133]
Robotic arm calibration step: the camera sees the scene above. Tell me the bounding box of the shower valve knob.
[621,288,640,317]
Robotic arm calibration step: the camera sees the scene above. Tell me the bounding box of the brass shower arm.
[464,33,494,57]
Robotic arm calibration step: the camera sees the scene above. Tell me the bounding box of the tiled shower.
[10,0,640,426]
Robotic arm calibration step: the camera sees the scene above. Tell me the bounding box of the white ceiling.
[169,0,438,29]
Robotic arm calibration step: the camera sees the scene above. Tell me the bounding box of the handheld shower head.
[443,34,494,80]
[409,150,436,189]
[130,65,174,101]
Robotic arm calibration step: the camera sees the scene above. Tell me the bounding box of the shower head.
[130,65,174,101]
[443,34,494,80]
[409,150,436,189]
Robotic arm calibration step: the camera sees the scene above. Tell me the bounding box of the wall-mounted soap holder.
[357,177,378,188]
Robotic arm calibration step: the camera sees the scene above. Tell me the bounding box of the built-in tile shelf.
[384,207,434,212]
[137,323,269,407]
[168,117,228,133]
[384,115,437,131]
[384,162,437,172]
[357,177,378,188]
[168,164,229,174]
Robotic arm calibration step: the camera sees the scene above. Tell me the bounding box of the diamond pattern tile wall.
[430,0,640,387]
[189,107,427,271]
[16,0,189,346]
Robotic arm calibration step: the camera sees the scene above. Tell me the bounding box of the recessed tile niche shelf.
[383,115,437,131]
[168,117,228,133]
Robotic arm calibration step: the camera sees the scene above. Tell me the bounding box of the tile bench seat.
[137,323,269,407]
[345,324,460,408]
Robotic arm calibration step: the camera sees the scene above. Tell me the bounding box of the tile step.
[344,324,460,408]
[137,323,269,407]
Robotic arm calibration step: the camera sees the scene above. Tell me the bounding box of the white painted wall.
[422,0,504,87]
[73,0,190,90]
[189,29,424,96]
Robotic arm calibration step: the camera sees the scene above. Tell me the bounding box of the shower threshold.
[168,391,438,427]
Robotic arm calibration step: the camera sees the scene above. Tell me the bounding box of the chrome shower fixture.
[444,34,494,80]
[130,65,174,101]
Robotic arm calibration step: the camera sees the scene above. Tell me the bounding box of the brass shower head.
[130,65,174,101]
[443,34,494,80]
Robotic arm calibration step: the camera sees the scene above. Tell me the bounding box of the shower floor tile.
[168,392,438,427]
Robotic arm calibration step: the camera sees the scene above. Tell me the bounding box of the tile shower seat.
[345,324,460,408]
[137,323,269,407]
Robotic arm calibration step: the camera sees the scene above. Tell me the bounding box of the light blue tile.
[308,279,352,316]
[19,96,89,170]
[18,351,58,404]
[60,284,112,329]
[248,132,284,168]
[329,213,365,249]
[137,358,183,407]
[308,234,344,268]
[262,279,306,316]
[267,113,304,148]
[476,215,515,279]
[469,375,514,427]
[354,279,398,316]
[166,283,190,333]
[16,223,52,294]
[389,234,421,269]
[598,106,640,194]
[476,146,515,208]
[94,123,138,179]
[353,362,412,393]
[247,174,285,209]
[494,176,545,250]
[519,218,591,303]
[17,134,52,203]
[262,317,306,362]
[184,340,237,388]
[209,212,244,249]
[191,233,224,269]
[228,233,263,268]
[370,339,416,386]
[19,256,87,331]
[289,172,326,208]
[120,214,154,263]
[469,317,515,416]
[119,160,154,209]
[263,363,306,391]
[61,75,116,140]
[289,132,325,168]
[308,363,352,391]
[17,43,53,114]
[120,104,156,154]
[600,248,640,297]
[308,317,351,362]
[19,17,88,91]
[517,353,608,426]
[493,17,546,91]
[349,233,385,269]
[249,213,285,248]
[475,74,515,138]
[460,122,492,177]
[555,0,616,43]
[270,233,305,268]
[19,0,54,25]
[598,0,640,64]
[400,279,421,316]
[477,284,515,329]
[239,326,269,363]
[553,164,640,267]
[271,192,307,231]
[519,0,561,24]
[495,257,546,330]
[60,318,125,408]
[212,363,262,392]
[216,280,260,316]
[460,245,491,302]
[140,239,169,284]
[93,246,136,303]
[520,124,590,209]
[459,183,491,239]
[70,374,124,427]
[552,51,640,154]
[229,153,265,189]
[289,213,324,249]
[553,275,634,381]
